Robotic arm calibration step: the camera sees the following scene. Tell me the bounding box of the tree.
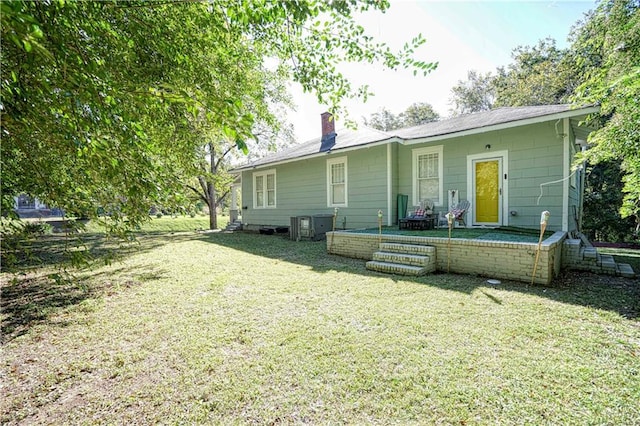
[448,70,495,116]
[365,102,439,131]
[570,0,640,233]
[1,0,436,235]
[492,38,577,107]
[399,102,439,127]
[582,160,638,242]
[364,107,402,131]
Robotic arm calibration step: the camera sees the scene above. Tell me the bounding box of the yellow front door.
[474,159,500,223]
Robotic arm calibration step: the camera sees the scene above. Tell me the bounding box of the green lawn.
[2,229,639,424]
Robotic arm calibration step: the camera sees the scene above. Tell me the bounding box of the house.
[231,104,599,234]
[13,194,60,218]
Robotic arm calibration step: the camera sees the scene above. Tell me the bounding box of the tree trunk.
[208,142,218,230]
[208,181,217,229]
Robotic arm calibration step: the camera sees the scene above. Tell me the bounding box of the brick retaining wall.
[326,230,567,285]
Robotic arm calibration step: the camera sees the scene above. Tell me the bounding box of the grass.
[84,214,225,234]
[1,229,639,424]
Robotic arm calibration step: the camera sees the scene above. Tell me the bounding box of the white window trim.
[327,156,348,207]
[412,145,444,206]
[253,169,276,209]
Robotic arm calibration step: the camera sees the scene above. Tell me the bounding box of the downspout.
[562,118,570,232]
[387,143,393,226]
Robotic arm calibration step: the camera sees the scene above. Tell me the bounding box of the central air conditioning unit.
[290,214,334,241]
[299,216,312,239]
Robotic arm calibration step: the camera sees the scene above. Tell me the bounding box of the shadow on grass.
[2,230,638,344]
[1,272,92,343]
[0,232,186,343]
[199,231,640,320]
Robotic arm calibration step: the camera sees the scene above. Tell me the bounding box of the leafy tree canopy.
[365,102,439,131]
[448,70,495,115]
[570,0,640,224]
[1,0,436,234]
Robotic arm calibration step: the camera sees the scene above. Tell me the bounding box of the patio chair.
[421,199,435,215]
[449,200,470,227]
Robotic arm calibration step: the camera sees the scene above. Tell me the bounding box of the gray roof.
[237,125,394,169]
[395,104,582,139]
[234,104,597,171]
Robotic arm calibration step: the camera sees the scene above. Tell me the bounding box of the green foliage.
[449,70,495,115]
[493,38,577,107]
[364,107,401,131]
[582,161,638,242]
[365,102,439,131]
[0,219,50,269]
[1,0,435,237]
[571,0,640,226]
[398,102,440,127]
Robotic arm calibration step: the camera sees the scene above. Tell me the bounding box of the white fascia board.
[232,137,402,172]
[402,106,601,146]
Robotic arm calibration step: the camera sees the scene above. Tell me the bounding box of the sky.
[287,0,596,142]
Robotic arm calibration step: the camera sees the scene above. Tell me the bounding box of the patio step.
[224,220,243,232]
[582,247,598,260]
[366,243,436,276]
[372,251,432,268]
[380,243,436,256]
[366,261,429,276]
[565,238,636,278]
[616,263,636,278]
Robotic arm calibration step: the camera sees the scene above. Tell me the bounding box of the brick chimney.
[319,112,336,152]
[321,112,335,137]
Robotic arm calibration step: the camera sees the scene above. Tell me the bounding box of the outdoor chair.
[449,200,470,227]
[399,200,437,230]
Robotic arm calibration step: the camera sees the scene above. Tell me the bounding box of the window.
[253,169,276,208]
[413,146,443,206]
[327,157,348,207]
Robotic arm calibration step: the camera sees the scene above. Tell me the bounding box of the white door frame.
[466,150,509,227]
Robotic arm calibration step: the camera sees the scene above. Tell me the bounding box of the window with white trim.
[327,156,348,207]
[413,146,443,206]
[253,169,276,208]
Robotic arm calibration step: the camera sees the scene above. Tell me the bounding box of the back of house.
[231,104,598,235]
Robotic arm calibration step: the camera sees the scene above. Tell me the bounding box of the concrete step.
[582,247,598,260]
[617,263,636,278]
[372,251,431,268]
[380,243,435,256]
[366,261,428,276]
[599,254,617,272]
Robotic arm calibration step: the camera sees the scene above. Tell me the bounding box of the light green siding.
[241,145,390,229]
[241,120,584,233]
[397,122,569,231]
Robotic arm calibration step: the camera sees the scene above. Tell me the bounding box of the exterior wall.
[398,121,568,231]
[242,120,581,233]
[327,230,567,285]
[241,145,391,229]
